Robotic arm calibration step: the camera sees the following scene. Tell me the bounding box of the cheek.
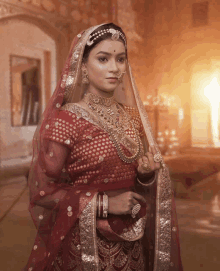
[89,63,107,80]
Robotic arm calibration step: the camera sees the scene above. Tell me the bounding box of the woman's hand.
[108,191,146,215]
[137,146,161,176]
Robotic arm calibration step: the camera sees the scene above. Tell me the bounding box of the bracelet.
[100,194,103,217]
[96,193,99,216]
[103,193,108,218]
[98,194,101,217]
[137,172,157,187]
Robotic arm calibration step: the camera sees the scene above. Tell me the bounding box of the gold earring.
[82,67,89,84]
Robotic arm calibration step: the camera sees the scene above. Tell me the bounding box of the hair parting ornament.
[86,28,127,47]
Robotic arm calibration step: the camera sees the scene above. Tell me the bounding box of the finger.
[142,156,152,172]
[132,198,140,206]
[149,145,157,155]
[138,157,147,171]
[132,192,146,203]
[146,152,155,170]
[137,157,143,164]
[142,155,149,164]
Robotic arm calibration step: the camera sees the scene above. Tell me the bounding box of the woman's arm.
[33,140,70,209]
[44,140,70,177]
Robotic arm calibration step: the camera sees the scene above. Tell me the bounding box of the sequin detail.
[40,191,45,196]
[67,206,72,212]
[118,216,147,241]
[33,245,38,250]
[64,139,71,145]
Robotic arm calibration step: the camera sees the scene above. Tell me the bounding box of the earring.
[82,67,89,84]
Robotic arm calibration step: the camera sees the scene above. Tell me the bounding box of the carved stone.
[0,1,69,35]
[0,2,24,19]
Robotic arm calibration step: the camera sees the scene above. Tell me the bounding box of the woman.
[24,23,183,271]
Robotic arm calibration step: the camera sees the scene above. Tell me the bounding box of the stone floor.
[1,176,220,271]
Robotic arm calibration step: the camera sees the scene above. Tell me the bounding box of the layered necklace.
[83,92,141,163]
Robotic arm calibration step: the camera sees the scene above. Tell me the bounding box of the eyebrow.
[96,51,126,56]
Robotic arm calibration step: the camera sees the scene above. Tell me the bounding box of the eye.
[117,57,126,63]
[98,57,108,63]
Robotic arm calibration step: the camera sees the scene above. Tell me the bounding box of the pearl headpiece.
[86,28,127,47]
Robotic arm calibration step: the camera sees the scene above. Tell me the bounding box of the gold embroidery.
[61,103,143,163]
[79,193,99,271]
[117,216,147,241]
[129,64,172,271]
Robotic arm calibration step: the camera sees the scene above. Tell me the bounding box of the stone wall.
[0,19,56,160]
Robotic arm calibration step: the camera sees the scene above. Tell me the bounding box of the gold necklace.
[83,92,141,163]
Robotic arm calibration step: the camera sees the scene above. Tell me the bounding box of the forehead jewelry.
[87,28,127,47]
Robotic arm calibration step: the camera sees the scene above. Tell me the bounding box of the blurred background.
[1,0,220,270]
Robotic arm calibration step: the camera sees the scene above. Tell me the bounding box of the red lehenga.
[24,24,183,271]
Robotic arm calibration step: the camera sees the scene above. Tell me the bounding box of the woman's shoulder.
[60,102,90,119]
[120,103,140,118]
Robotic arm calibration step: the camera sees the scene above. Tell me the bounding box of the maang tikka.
[87,28,127,47]
[82,66,89,84]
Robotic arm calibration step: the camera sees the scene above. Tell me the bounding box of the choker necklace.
[85,92,116,107]
[83,92,141,163]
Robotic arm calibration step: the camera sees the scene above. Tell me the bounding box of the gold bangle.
[103,194,108,218]
[98,194,101,218]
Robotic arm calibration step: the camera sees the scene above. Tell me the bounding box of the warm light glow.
[204,77,220,147]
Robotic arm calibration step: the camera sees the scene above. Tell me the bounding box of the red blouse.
[43,105,144,189]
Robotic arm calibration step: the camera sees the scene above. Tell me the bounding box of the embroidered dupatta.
[24,23,183,271]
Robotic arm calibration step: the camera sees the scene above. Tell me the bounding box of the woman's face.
[84,39,126,97]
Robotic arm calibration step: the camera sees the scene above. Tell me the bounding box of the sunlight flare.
[204,77,220,147]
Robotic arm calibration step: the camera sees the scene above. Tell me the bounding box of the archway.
[0,11,69,161]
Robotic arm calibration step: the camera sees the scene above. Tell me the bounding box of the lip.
[106,78,118,83]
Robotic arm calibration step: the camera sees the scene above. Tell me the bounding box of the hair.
[82,23,127,62]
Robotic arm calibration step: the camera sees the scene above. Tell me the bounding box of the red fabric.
[24,108,146,271]
[50,221,145,271]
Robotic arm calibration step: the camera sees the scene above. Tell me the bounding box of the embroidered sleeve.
[123,105,145,137]
[44,110,78,149]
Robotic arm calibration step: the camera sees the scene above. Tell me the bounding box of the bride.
[24,23,183,271]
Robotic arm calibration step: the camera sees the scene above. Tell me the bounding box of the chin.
[103,88,116,93]
[104,84,119,93]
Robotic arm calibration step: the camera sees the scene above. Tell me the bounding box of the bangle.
[100,194,103,217]
[98,194,101,217]
[137,172,157,187]
[103,194,108,218]
[96,193,99,215]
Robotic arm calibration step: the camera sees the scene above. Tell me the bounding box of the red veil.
[24,24,183,271]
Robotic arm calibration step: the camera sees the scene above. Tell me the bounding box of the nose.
[109,59,119,73]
